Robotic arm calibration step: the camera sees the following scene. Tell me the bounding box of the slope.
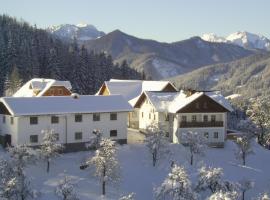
[169,53,270,99]
[85,30,256,80]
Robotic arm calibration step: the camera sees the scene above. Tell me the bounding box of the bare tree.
[6,145,39,200]
[145,123,170,167]
[246,97,270,145]
[40,129,63,173]
[207,190,239,200]
[55,175,79,200]
[86,138,120,196]
[182,131,207,165]
[155,164,197,200]
[234,136,254,166]
[238,178,254,200]
[196,165,239,195]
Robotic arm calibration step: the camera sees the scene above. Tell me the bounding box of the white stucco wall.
[2,112,128,146]
[174,112,227,144]
[0,114,18,145]
[138,99,170,132]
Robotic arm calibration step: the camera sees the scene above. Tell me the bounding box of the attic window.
[195,102,200,109]
[203,102,208,109]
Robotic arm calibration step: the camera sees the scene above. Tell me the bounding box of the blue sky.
[0,0,269,42]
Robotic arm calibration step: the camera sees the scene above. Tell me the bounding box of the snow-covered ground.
[1,140,270,199]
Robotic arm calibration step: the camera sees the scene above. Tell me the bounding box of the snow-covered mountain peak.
[76,22,88,28]
[47,24,105,41]
[201,31,270,51]
[201,33,227,43]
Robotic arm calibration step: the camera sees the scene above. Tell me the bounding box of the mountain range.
[48,25,269,80]
[168,52,270,100]
[47,23,105,42]
[84,30,257,80]
[201,31,270,51]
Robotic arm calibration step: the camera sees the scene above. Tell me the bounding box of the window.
[211,115,216,122]
[75,114,82,122]
[204,132,209,138]
[141,112,144,118]
[75,132,82,140]
[110,130,117,137]
[132,112,137,118]
[53,133,59,141]
[196,102,200,109]
[203,102,208,109]
[110,113,117,120]
[165,114,169,121]
[3,116,5,124]
[192,115,197,122]
[93,113,100,121]
[51,116,59,124]
[181,115,187,122]
[10,117,14,125]
[30,135,38,143]
[58,89,63,95]
[214,132,219,139]
[30,116,38,125]
[203,115,208,122]
[154,114,156,120]
[50,89,54,95]
[149,113,151,120]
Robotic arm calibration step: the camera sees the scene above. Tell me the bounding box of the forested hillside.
[169,52,270,99]
[0,15,140,95]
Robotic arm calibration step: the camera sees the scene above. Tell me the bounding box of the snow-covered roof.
[13,78,72,97]
[97,79,177,107]
[0,95,133,116]
[136,90,233,113]
[143,91,180,112]
[168,91,233,113]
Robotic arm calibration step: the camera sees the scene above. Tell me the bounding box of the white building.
[134,90,233,147]
[0,95,133,151]
[96,79,178,128]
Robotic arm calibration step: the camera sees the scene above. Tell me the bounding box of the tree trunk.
[243,152,246,166]
[190,153,193,165]
[242,191,245,200]
[153,153,156,167]
[47,160,50,173]
[102,180,105,195]
[102,167,106,195]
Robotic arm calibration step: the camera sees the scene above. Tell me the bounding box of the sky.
[0,0,269,42]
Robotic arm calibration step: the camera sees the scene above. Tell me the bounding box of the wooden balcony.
[179,121,224,128]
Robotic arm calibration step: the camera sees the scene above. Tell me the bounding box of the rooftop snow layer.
[1,95,133,116]
[168,91,233,113]
[100,79,176,106]
[144,91,180,112]
[13,78,72,97]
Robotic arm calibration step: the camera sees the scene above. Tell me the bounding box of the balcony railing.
[179,121,224,128]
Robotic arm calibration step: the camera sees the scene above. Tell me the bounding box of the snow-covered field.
[1,140,270,200]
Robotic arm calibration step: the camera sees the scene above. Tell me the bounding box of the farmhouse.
[134,90,233,147]
[13,78,72,97]
[96,79,178,128]
[0,95,133,150]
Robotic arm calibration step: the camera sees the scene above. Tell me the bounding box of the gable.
[176,94,229,113]
[134,93,146,108]
[98,84,110,96]
[162,83,178,92]
[0,102,11,115]
[43,86,72,96]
